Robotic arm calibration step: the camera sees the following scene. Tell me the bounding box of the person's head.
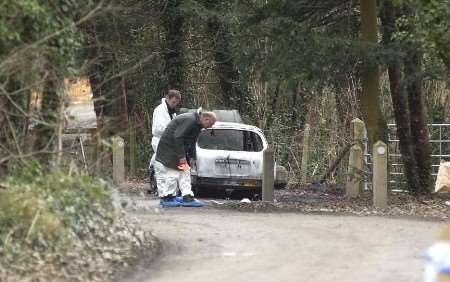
[165,89,181,109]
[199,112,217,128]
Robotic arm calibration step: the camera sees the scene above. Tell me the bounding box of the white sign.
[377,146,386,155]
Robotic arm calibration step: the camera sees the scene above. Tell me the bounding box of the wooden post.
[346,118,366,198]
[373,141,388,208]
[93,127,103,176]
[301,124,310,183]
[112,136,125,185]
[262,148,275,202]
[351,118,365,147]
[346,145,363,198]
[129,118,137,177]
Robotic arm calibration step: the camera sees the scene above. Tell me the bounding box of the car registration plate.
[242,180,258,187]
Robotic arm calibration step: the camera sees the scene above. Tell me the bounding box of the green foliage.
[0,0,96,73]
[0,163,113,249]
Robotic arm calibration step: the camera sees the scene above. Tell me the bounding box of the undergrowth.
[0,163,151,281]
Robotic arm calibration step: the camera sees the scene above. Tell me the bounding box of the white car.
[191,121,288,196]
[148,110,288,197]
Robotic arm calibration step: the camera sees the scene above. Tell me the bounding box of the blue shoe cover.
[175,196,183,203]
[180,198,204,207]
[160,198,180,207]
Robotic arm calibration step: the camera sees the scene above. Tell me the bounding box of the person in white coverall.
[148,90,181,193]
[151,90,181,161]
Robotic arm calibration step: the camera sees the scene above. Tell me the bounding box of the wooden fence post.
[345,118,366,198]
[373,141,388,208]
[263,148,275,202]
[112,136,125,185]
[129,118,137,177]
[351,118,365,147]
[301,124,310,183]
[346,145,363,198]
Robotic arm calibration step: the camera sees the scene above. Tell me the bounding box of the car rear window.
[197,129,264,152]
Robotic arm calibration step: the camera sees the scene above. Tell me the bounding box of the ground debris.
[217,184,450,220]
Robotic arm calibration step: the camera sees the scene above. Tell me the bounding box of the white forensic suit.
[150,98,176,167]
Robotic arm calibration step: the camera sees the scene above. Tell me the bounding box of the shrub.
[0,163,113,248]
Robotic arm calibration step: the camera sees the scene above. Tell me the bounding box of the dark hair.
[167,89,181,99]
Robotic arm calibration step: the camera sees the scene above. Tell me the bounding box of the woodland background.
[1,0,450,195]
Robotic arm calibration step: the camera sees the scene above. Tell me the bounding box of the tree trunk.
[34,75,59,163]
[0,94,9,173]
[405,47,432,194]
[163,0,185,92]
[359,0,387,145]
[266,80,281,128]
[207,16,243,110]
[380,0,424,195]
[290,83,298,125]
[294,82,310,130]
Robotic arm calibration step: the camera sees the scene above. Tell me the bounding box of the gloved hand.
[177,158,191,171]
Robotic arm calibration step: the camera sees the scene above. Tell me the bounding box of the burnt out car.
[190,121,288,196]
[148,109,288,197]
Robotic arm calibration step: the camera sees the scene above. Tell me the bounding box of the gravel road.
[124,198,443,282]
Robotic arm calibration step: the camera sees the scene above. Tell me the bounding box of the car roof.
[209,122,264,134]
[179,108,243,123]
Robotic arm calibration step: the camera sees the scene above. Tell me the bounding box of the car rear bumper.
[192,176,262,189]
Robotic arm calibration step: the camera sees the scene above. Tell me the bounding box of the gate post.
[346,145,363,198]
[112,136,125,185]
[345,119,366,198]
[351,118,365,147]
[263,148,275,202]
[373,141,388,208]
[301,124,311,183]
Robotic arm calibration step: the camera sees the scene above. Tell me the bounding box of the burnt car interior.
[198,129,264,152]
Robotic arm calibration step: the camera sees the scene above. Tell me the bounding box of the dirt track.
[125,198,443,282]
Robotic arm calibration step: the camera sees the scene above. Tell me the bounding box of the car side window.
[252,132,264,152]
[244,131,264,152]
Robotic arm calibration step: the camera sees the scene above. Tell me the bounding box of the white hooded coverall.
[150,98,176,166]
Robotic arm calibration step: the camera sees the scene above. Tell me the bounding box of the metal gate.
[364,124,450,191]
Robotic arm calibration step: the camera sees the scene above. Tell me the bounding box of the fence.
[364,124,450,191]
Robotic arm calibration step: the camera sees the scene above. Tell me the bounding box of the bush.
[0,163,113,248]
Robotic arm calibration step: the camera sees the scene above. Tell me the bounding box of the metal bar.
[388,139,450,143]
[388,124,450,126]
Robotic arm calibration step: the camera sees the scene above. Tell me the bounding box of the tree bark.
[163,0,185,92]
[0,94,9,173]
[359,0,387,145]
[294,82,310,130]
[266,80,281,128]
[207,17,244,110]
[34,75,59,163]
[290,83,298,125]
[404,47,432,194]
[380,0,425,195]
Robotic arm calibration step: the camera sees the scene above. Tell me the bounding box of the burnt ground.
[120,181,450,220]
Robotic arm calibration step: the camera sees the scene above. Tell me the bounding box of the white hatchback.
[191,121,288,196]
